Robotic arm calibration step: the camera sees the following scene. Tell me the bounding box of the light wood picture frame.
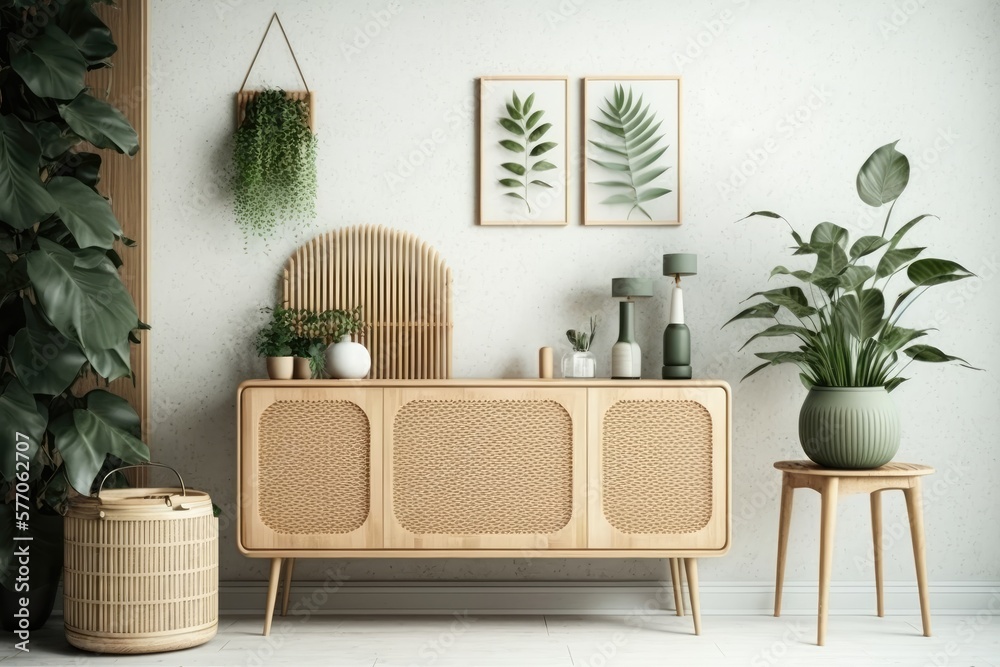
[479,76,569,226]
[583,76,681,226]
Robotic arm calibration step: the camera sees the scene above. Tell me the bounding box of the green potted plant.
[562,316,598,378]
[724,141,980,468]
[255,306,294,379]
[0,1,149,629]
[232,88,317,239]
[321,306,369,379]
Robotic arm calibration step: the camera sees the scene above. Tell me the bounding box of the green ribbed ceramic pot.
[798,387,900,469]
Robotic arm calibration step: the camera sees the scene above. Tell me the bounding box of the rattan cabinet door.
[239,387,382,551]
[384,386,587,549]
[588,385,730,552]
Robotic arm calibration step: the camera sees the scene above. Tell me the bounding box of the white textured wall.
[150,0,1000,589]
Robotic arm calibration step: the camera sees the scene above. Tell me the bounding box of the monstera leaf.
[588,84,672,220]
[50,390,149,495]
[496,90,557,213]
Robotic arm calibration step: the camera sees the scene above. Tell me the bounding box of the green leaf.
[594,180,634,189]
[754,350,808,364]
[498,118,523,135]
[501,162,525,176]
[523,93,535,116]
[857,141,910,207]
[498,178,522,188]
[46,177,122,249]
[849,235,888,260]
[837,265,876,292]
[0,115,58,229]
[907,258,974,287]
[884,377,909,392]
[770,265,812,281]
[25,238,138,363]
[637,187,671,202]
[888,214,936,250]
[1,253,29,297]
[592,119,625,137]
[9,25,87,99]
[748,286,816,319]
[722,302,780,328]
[58,92,140,156]
[512,91,521,112]
[529,141,557,157]
[525,110,544,130]
[505,103,521,120]
[633,167,668,187]
[50,390,149,494]
[741,361,771,381]
[530,180,553,188]
[0,377,47,482]
[876,246,924,278]
[59,1,117,61]
[879,325,928,353]
[739,323,812,351]
[587,140,627,158]
[632,146,668,172]
[9,302,87,395]
[528,123,552,142]
[742,211,784,220]
[26,121,80,160]
[503,192,526,201]
[903,344,981,369]
[838,289,885,340]
[810,222,849,248]
[498,139,523,152]
[601,193,636,205]
[588,158,629,172]
[531,160,556,172]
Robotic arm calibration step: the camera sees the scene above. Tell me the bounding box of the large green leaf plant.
[0,0,149,586]
[724,142,980,390]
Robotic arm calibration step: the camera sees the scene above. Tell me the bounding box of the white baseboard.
[219,580,1000,617]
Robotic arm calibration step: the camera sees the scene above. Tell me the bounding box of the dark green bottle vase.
[798,387,900,469]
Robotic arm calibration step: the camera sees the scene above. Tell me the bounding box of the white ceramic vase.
[326,335,371,379]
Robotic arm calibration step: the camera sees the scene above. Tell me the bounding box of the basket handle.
[96,462,187,498]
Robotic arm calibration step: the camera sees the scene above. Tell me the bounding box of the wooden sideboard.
[237,379,731,634]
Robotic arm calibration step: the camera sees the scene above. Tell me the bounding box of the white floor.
[3,613,998,666]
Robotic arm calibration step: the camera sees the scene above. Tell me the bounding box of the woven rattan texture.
[64,513,218,637]
[601,399,713,534]
[258,400,370,534]
[392,400,573,535]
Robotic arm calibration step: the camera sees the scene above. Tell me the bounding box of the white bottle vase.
[325,335,371,379]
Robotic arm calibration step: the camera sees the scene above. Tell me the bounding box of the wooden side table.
[772,460,934,646]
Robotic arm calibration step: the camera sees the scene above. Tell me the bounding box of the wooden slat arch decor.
[282,225,453,379]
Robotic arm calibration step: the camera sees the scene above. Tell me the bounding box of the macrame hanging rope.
[238,13,310,93]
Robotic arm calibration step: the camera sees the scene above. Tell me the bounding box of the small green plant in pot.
[232,89,317,239]
[255,306,294,379]
[562,316,599,378]
[724,141,980,469]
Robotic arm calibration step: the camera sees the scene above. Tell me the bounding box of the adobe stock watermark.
[543,0,586,29]
[407,611,477,665]
[672,0,753,72]
[383,93,477,192]
[878,0,929,40]
[923,593,1000,667]
[716,84,833,200]
[341,1,404,62]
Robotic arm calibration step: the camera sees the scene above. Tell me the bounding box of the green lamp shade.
[662,253,697,277]
[612,277,653,298]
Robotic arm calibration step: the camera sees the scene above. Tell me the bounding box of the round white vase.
[326,335,371,379]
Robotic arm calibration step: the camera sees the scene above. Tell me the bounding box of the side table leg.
[871,490,884,617]
[263,557,283,636]
[904,479,932,637]
[818,477,839,646]
[670,558,685,617]
[774,473,794,617]
[684,558,702,636]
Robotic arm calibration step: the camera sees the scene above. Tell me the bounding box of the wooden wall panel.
[82,1,150,482]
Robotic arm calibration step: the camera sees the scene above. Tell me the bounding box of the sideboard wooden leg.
[871,490,884,617]
[281,558,296,616]
[683,558,701,635]
[263,557,283,636]
[669,559,685,616]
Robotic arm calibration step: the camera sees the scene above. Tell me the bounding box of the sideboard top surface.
[239,378,732,393]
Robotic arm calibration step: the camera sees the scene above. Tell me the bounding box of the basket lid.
[67,487,214,519]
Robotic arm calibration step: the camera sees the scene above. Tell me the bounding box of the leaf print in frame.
[479,77,569,226]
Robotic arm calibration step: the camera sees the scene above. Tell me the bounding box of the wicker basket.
[64,464,218,654]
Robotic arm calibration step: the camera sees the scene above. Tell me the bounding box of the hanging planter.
[232,14,317,240]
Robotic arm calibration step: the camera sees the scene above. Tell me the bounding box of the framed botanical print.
[479,76,569,225]
[583,76,681,225]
